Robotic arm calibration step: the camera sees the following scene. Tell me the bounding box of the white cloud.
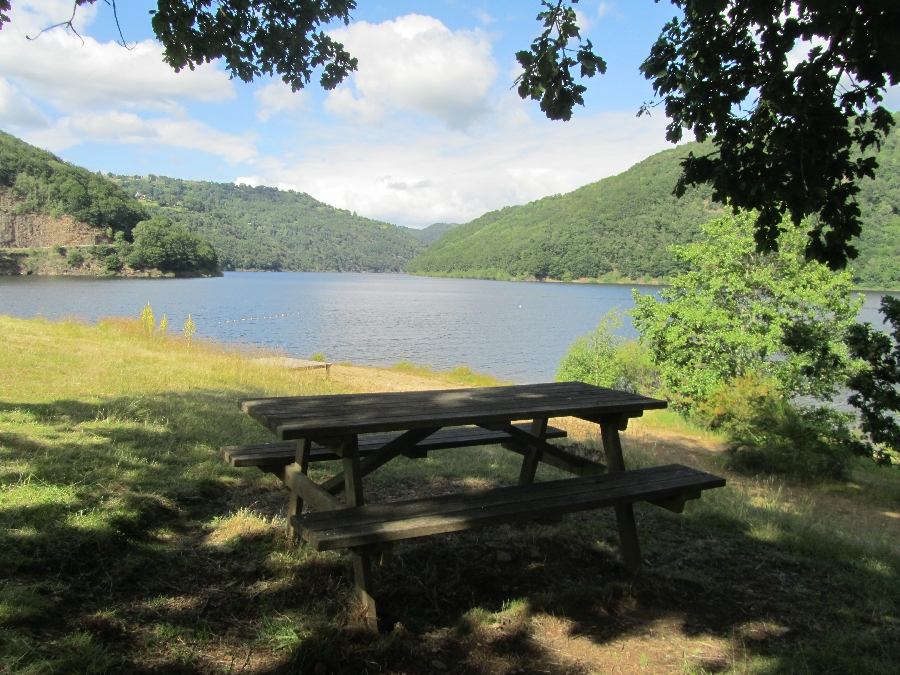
[326,14,498,130]
[0,78,50,128]
[1,1,234,112]
[254,82,308,122]
[238,104,674,227]
[23,111,257,164]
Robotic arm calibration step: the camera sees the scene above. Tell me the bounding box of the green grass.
[390,360,508,387]
[1,315,899,674]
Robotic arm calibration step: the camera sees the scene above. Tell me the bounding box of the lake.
[0,272,892,384]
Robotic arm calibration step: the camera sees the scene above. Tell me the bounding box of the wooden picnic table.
[229,381,725,630]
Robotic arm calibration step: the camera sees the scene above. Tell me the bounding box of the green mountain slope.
[111,176,425,272]
[408,142,722,282]
[400,222,462,245]
[409,120,900,288]
[0,130,148,236]
[1,130,220,277]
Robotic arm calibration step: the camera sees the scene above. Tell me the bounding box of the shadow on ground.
[1,392,898,674]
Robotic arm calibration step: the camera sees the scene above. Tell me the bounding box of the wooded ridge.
[111,175,425,273]
[407,116,900,289]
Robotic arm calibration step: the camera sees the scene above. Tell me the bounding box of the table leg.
[600,417,643,573]
[352,550,378,631]
[518,417,549,485]
[340,435,365,507]
[340,434,379,629]
[286,438,311,540]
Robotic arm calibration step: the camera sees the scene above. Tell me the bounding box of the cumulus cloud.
[0,78,50,128]
[254,82,308,121]
[326,14,498,130]
[238,104,674,227]
[23,111,257,164]
[1,0,234,111]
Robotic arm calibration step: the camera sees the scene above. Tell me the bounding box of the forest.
[408,114,900,288]
[110,175,425,273]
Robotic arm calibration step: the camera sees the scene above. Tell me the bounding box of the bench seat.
[222,424,568,468]
[293,463,725,552]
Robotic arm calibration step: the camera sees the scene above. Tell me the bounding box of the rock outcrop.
[0,189,110,248]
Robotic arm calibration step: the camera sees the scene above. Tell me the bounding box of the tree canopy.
[632,211,860,410]
[5,1,898,268]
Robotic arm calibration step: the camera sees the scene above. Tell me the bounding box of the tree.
[556,310,658,395]
[846,296,900,457]
[128,216,219,275]
[6,1,899,267]
[632,211,860,410]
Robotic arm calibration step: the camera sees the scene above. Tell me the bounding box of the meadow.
[1,316,898,674]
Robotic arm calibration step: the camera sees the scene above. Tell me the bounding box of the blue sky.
[2,1,897,228]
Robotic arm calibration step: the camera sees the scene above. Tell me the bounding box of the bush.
[556,310,659,395]
[309,352,326,362]
[704,376,857,480]
[66,249,84,267]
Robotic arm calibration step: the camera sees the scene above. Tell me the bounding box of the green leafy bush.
[633,212,860,411]
[66,249,84,268]
[700,375,857,480]
[556,310,659,394]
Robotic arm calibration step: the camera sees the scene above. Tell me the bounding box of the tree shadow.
[1,392,898,674]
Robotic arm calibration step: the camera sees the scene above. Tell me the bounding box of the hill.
[0,130,220,277]
[408,118,900,288]
[400,222,462,245]
[111,176,425,272]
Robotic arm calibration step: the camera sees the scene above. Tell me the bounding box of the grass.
[390,360,508,387]
[1,315,899,674]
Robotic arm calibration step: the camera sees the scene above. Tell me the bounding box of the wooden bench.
[222,423,570,469]
[293,464,725,552]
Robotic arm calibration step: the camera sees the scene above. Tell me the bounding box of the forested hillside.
[409,118,900,288]
[112,176,424,272]
[0,130,148,237]
[400,222,461,245]
[0,131,219,277]
[408,142,722,282]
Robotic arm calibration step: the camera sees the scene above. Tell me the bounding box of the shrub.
[309,352,326,362]
[66,249,84,267]
[556,309,659,394]
[103,253,121,272]
[708,378,857,480]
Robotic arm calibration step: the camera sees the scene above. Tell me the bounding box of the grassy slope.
[1,317,898,674]
[410,119,900,288]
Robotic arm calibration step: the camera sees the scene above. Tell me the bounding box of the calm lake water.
[0,272,892,384]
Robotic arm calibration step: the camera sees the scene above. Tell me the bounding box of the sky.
[1,1,898,229]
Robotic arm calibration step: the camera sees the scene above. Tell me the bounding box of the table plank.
[241,382,666,439]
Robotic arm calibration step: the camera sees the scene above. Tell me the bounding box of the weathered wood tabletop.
[240,381,667,439]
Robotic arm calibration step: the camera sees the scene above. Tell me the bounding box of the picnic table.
[224,382,725,630]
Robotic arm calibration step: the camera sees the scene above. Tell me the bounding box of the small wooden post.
[518,417,549,485]
[286,438,311,540]
[600,416,643,573]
